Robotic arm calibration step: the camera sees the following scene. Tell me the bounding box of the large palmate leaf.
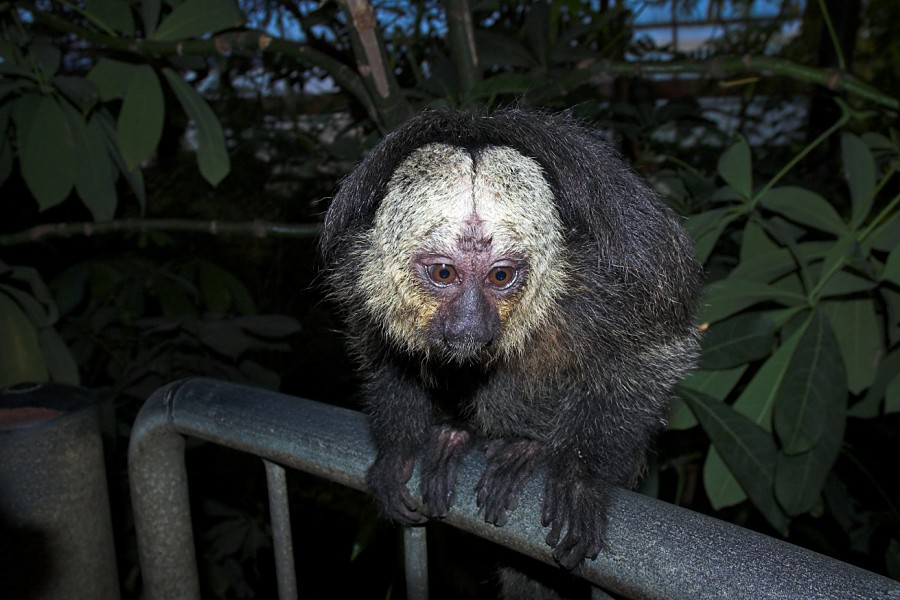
[718,137,752,199]
[773,310,847,455]
[682,388,788,532]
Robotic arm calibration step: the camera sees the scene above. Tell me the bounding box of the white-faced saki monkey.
[320,108,702,569]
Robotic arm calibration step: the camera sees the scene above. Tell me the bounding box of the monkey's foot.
[420,423,473,517]
[366,453,427,525]
[475,438,546,527]
[541,466,608,570]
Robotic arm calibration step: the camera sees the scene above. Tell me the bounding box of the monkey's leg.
[475,438,547,527]
[419,423,473,517]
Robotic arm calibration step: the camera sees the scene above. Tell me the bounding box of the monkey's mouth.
[437,335,497,366]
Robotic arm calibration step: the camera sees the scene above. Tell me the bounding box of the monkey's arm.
[363,360,432,525]
[364,359,474,523]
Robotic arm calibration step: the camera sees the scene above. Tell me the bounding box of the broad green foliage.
[679,128,900,531]
[0,0,240,218]
[0,262,79,387]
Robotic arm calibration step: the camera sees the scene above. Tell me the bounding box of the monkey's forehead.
[373,143,562,255]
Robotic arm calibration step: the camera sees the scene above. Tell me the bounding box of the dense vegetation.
[1,0,898,596]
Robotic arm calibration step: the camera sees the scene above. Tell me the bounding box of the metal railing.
[129,378,900,600]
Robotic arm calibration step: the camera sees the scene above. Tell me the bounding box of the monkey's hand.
[541,462,609,570]
[420,423,473,518]
[475,438,546,527]
[366,452,428,525]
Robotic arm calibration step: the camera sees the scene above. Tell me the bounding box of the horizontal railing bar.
[129,378,900,600]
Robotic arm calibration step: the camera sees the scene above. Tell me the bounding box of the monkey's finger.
[544,515,564,548]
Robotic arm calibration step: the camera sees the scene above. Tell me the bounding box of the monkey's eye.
[428,264,458,285]
[487,266,517,288]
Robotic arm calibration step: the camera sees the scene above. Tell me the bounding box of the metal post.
[0,382,120,600]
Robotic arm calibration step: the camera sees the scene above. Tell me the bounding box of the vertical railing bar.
[403,526,429,600]
[264,459,298,600]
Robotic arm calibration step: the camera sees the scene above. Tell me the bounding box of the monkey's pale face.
[358,143,569,361]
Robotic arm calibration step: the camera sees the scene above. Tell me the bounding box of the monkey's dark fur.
[320,109,702,570]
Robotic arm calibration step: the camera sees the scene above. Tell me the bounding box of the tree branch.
[336,0,414,130]
[24,5,379,123]
[0,219,320,247]
[527,54,898,111]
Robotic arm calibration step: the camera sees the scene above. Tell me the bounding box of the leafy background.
[1,0,898,597]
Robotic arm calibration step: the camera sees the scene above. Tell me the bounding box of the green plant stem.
[809,168,900,301]
[579,56,898,111]
[52,0,117,37]
[443,0,481,104]
[859,166,900,242]
[817,0,846,72]
[0,219,321,247]
[749,99,851,210]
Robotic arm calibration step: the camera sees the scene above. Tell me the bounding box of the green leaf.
[472,73,536,100]
[886,373,900,415]
[666,397,697,430]
[740,219,779,261]
[475,31,537,68]
[867,209,900,253]
[841,132,876,227]
[730,248,796,283]
[774,310,847,455]
[59,101,118,221]
[162,68,230,185]
[28,43,61,79]
[774,386,844,516]
[52,75,101,111]
[817,269,877,298]
[883,247,900,285]
[0,283,51,327]
[717,138,752,199]
[17,96,76,210]
[699,279,805,324]
[673,366,748,430]
[93,109,146,210]
[682,388,788,533]
[822,299,882,395]
[198,260,254,313]
[703,447,747,509]
[38,328,80,385]
[733,313,810,430]
[854,348,900,417]
[117,65,164,171]
[679,366,748,401]
[142,0,162,37]
[685,208,737,264]
[701,312,775,369]
[758,186,847,236]
[87,58,139,102]
[85,0,135,35]
[151,0,244,41]
[0,292,49,386]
